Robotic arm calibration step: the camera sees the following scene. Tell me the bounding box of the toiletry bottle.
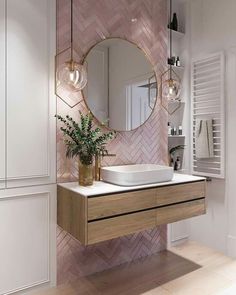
[171,127,175,136]
[176,156,181,170]
[178,126,183,135]
[168,122,172,135]
[173,126,177,135]
[176,56,180,67]
[172,13,178,31]
[174,158,178,171]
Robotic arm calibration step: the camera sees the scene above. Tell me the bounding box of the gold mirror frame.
[81,37,158,132]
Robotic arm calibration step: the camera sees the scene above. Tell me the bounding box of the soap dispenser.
[174,156,181,171]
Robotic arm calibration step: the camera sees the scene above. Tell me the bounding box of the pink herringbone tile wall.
[57,0,168,285]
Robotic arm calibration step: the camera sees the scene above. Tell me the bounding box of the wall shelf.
[168,100,185,105]
[172,65,184,70]
[175,169,188,174]
[168,135,185,138]
[168,29,185,41]
[167,65,185,75]
[167,64,184,69]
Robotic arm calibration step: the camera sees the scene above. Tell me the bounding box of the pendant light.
[161,71,181,101]
[56,0,87,92]
[161,0,181,107]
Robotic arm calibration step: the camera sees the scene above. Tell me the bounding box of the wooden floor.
[34,241,236,295]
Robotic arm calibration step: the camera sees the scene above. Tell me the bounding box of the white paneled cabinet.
[0,185,56,295]
[0,0,57,294]
[6,0,56,188]
[0,0,5,190]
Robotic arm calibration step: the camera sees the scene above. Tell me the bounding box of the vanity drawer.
[87,209,156,244]
[156,198,206,226]
[87,188,157,220]
[87,198,205,244]
[87,181,205,221]
[156,181,205,206]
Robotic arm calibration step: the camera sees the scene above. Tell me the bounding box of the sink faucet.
[95,153,116,181]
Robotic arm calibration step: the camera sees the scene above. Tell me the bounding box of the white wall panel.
[0,0,5,189]
[6,0,56,187]
[0,184,56,295]
[226,48,236,257]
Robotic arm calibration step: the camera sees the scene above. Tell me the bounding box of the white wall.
[189,0,236,255]
[0,0,5,190]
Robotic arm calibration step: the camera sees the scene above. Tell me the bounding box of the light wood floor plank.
[33,241,236,295]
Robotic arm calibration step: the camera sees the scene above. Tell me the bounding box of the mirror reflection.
[83,38,157,131]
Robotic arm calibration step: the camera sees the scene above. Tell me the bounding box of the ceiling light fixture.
[56,0,87,94]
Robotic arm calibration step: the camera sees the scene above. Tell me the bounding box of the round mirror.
[82,38,157,131]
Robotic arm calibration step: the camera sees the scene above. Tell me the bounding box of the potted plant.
[56,112,115,186]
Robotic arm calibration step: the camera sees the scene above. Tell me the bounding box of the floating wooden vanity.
[58,174,206,245]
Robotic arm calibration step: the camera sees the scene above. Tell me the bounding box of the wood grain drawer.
[87,209,156,244]
[156,181,205,206]
[87,188,157,220]
[156,199,206,226]
[88,198,206,244]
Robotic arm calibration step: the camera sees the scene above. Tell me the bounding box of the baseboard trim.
[170,237,189,247]
[227,235,236,257]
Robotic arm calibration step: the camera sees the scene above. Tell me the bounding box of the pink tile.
[56,0,168,284]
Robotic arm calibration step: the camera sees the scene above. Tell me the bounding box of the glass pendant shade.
[57,60,87,92]
[162,77,181,101]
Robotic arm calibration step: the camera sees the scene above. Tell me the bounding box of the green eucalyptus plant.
[169,145,185,157]
[55,112,115,165]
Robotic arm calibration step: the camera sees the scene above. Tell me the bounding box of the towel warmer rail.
[191,52,225,178]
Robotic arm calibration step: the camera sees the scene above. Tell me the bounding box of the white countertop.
[58,173,205,197]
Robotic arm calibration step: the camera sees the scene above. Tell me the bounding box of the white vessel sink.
[101,164,174,186]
